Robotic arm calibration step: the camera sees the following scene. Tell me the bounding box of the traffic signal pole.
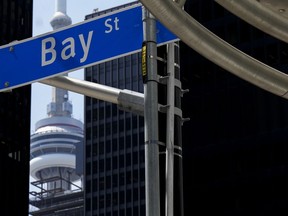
[142,7,161,216]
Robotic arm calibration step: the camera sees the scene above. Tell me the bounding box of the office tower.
[29,1,84,215]
[84,2,146,216]
[181,0,288,215]
[0,0,32,215]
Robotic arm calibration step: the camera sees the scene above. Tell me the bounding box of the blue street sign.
[0,4,178,92]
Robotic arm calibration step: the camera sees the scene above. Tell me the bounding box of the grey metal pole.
[41,76,120,104]
[142,6,161,216]
[40,76,144,116]
[166,43,175,216]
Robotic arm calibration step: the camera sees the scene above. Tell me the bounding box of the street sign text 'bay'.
[0,4,177,91]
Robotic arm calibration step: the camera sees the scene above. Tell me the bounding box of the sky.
[31,0,134,133]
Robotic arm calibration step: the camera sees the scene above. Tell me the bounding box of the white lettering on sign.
[104,17,120,34]
[41,31,94,67]
[61,37,76,60]
[79,31,93,63]
[41,38,56,66]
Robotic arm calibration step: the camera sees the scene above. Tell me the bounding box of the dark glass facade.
[85,56,145,216]
[0,0,32,215]
[181,0,288,215]
[85,55,145,216]
[84,3,146,216]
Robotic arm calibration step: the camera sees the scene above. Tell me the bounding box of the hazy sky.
[31,0,134,133]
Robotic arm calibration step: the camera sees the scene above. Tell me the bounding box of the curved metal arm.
[139,0,288,98]
[215,0,288,44]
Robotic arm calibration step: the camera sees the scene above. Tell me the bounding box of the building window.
[112,174,118,187]
[92,178,98,192]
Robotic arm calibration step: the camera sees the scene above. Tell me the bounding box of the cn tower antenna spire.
[56,0,67,14]
[48,0,72,117]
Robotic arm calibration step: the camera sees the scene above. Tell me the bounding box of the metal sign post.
[142,7,161,216]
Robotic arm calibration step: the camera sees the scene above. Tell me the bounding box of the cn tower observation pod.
[30,116,83,183]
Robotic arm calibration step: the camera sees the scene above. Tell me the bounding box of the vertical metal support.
[142,7,161,216]
[166,43,175,216]
[173,41,185,216]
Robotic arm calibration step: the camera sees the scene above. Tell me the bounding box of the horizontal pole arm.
[40,76,144,115]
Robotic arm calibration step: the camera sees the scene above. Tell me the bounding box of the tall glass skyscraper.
[84,2,146,215]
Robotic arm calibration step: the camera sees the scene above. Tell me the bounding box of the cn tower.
[30,0,83,197]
